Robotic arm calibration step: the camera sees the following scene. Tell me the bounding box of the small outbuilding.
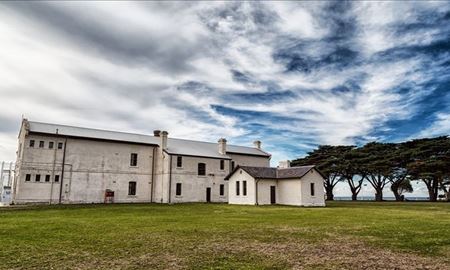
[225,162,325,207]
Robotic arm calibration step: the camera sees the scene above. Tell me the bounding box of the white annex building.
[12,119,271,204]
[225,162,326,207]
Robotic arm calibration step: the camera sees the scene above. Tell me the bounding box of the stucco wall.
[299,169,326,206]
[227,153,270,169]
[14,134,155,204]
[277,179,302,206]
[256,179,278,205]
[227,169,256,205]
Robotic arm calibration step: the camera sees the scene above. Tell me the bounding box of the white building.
[12,119,271,204]
[0,162,14,204]
[225,162,326,207]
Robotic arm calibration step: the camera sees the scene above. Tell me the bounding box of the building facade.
[12,119,271,204]
[226,163,326,207]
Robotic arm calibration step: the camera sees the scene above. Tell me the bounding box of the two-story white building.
[12,119,271,204]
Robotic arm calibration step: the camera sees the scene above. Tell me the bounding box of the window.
[220,184,224,196]
[243,181,247,196]
[58,142,63,149]
[39,141,44,148]
[29,140,35,147]
[310,183,315,196]
[220,160,225,170]
[35,174,41,182]
[128,181,137,195]
[25,174,31,182]
[130,153,138,167]
[49,142,54,149]
[198,163,206,176]
[176,183,182,196]
[54,175,60,182]
[177,156,182,167]
[45,175,50,182]
[236,181,240,196]
[231,161,235,170]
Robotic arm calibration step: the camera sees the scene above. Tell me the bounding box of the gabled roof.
[26,121,271,159]
[224,165,319,180]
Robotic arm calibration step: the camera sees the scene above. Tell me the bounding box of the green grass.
[0,202,449,269]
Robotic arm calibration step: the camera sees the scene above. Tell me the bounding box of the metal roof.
[225,165,317,180]
[27,121,271,159]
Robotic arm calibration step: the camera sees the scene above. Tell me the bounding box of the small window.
[48,142,54,149]
[236,181,240,196]
[231,161,235,170]
[220,160,225,170]
[58,142,63,149]
[176,183,182,196]
[39,141,44,148]
[35,174,41,182]
[29,140,35,147]
[45,175,50,182]
[130,153,138,167]
[54,175,60,182]
[198,163,206,176]
[243,181,247,196]
[177,156,182,168]
[25,174,31,182]
[128,181,137,195]
[310,183,315,196]
[220,184,224,196]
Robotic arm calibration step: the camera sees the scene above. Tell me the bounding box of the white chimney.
[153,130,161,137]
[253,140,261,149]
[278,160,291,169]
[218,138,227,155]
[161,131,168,150]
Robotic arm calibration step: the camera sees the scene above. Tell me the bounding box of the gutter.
[255,179,260,205]
[58,138,68,204]
[150,147,156,203]
[168,154,173,204]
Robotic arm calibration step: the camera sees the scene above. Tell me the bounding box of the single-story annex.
[225,163,326,207]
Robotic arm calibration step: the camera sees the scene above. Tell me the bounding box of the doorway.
[270,186,276,204]
[206,187,211,203]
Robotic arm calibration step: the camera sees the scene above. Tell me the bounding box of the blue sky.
[0,1,449,180]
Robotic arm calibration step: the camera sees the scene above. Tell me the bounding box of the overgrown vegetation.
[0,202,449,269]
[292,136,450,201]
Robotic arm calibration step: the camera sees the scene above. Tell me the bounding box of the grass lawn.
[0,202,449,269]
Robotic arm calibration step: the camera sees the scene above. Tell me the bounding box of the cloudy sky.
[0,1,449,196]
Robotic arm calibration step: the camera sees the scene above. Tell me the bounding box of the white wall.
[278,179,302,206]
[256,179,277,205]
[227,169,256,205]
[299,169,326,206]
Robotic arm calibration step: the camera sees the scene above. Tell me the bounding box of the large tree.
[340,147,366,201]
[292,145,353,201]
[359,142,395,201]
[407,137,450,202]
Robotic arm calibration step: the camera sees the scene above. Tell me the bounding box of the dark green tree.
[340,147,367,201]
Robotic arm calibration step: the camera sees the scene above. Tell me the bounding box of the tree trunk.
[424,179,438,202]
[391,182,402,201]
[325,188,334,201]
[375,189,383,201]
[351,193,358,201]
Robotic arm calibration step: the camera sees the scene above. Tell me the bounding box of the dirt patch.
[204,236,449,270]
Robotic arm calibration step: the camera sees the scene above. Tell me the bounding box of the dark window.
[236,181,240,196]
[310,183,315,196]
[243,181,247,196]
[130,153,138,167]
[48,142,54,149]
[198,163,206,176]
[128,181,137,195]
[220,184,224,196]
[35,174,41,182]
[176,183,182,196]
[39,141,44,148]
[231,161,235,170]
[220,160,225,170]
[54,175,60,182]
[177,156,182,167]
[29,140,35,147]
[25,174,31,182]
[58,142,63,149]
[45,175,50,182]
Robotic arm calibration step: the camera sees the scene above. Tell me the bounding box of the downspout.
[58,138,67,204]
[168,154,173,204]
[150,147,156,203]
[255,179,260,205]
[49,130,58,204]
